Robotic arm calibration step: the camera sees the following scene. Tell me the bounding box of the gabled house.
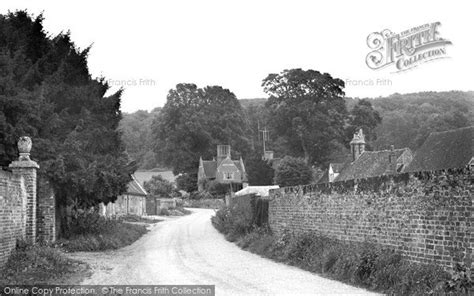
[319,129,413,183]
[405,126,473,172]
[198,145,248,191]
[100,174,148,217]
[334,146,413,182]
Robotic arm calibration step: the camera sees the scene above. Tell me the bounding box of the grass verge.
[58,215,148,252]
[0,242,90,284]
[212,205,472,295]
[119,214,163,224]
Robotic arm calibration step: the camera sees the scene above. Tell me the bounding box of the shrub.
[63,210,116,238]
[144,175,175,197]
[159,208,170,216]
[274,156,312,187]
[441,263,473,294]
[211,205,254,241]
[206,180,230,198]
[58,214,148,252]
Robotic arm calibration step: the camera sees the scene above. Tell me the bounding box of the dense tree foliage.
[345,99,382,149]
[241,91,473,162]
[152,83,251,175]
[0,11,133,211]
[144,175,175,197]
[245,152,274,185]
[366,91,473,150]
[274,156,313,187]
[119,108,161,169]
[176,172,198,193]
[263,69,347,166]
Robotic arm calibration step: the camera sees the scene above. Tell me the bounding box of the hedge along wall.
[267,167,473,270]
[231,194,269,227]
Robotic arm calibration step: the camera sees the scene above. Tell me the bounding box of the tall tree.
[119,108,161,169]
[263,69,347,166]
[152,83,251,176]
[245,152,274,185]
[0,11,133,217]
[144,175,175,197]
[345,99,382,148]
[274,156,313,187]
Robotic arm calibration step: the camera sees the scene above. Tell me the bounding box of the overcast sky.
[1,0,473,112]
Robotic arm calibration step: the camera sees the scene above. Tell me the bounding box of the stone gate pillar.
[9,136,39,244]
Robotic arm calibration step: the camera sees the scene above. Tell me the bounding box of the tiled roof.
[316,169,329,184]
[233,161,248,182]
[330,163,346,173]
[202,161,217,178]
[201,159,247,181]
[405,126,473,172]
[125,175,148,196]
[335,148,409,181]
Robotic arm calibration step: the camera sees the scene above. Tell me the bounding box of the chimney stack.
[350,128,366,161]
[217,145,231,163]
[387,145,397,174]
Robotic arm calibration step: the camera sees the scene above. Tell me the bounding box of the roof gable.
[405,126,474,172]
[202,161,217,178]
[125,175,148,196]
[335,148,410,181]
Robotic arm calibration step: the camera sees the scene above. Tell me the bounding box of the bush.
[159,208,170,216]
[274,156,313,187]
[211,205,255,242]
[58,213,148,252]
[144,175,175,197]
[176,172,198,193]
[206,180,231,198]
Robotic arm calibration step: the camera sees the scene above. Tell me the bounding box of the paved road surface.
[73,209,379,296]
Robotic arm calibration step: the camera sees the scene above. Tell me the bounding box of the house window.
[224,172,233,180]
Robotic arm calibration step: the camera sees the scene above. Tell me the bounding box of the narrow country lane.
[72,209,380,296]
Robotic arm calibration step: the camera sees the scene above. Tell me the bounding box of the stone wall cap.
[9,160,40,169]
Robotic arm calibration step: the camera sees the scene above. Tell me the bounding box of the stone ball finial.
[18,136,32,160]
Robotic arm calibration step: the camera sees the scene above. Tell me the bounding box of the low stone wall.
[268,168,473,270]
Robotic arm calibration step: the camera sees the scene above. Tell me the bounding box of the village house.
[319,128,413,182]
[100,174,148,217]
[198,145,248,191]
[319,126,473,183]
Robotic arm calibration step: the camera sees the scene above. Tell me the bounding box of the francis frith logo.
[366,22,452,72]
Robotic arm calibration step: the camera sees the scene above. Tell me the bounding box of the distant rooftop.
[405,126,473,172]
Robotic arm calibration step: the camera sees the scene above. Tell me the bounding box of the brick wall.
[37,176,56,243]
[268,167,473,269]
[0,170,27,267]
[0,137,56,269]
